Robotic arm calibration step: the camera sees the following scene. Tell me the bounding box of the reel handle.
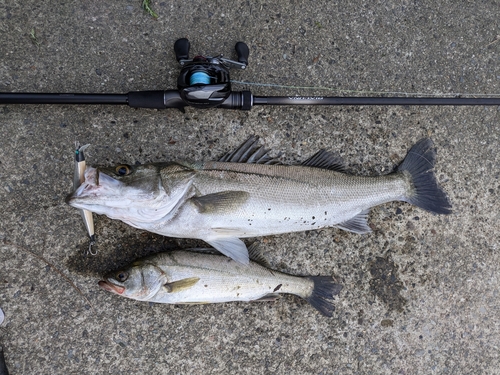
[235,42,249,66]
[174,38,190,62]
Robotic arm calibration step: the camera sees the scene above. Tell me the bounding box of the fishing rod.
[1,38,500,111]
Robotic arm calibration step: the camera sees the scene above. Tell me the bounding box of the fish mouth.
[65,167,123,207]
[98,280,125,295]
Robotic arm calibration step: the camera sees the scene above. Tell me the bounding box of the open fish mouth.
[65,167,123,205]
[98,280,125,295]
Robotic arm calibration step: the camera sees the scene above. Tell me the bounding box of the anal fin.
[253,293,281,302]
[334,209,372,234]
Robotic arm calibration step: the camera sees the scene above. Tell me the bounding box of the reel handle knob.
[235,42,249,66]
[174,38,190,62]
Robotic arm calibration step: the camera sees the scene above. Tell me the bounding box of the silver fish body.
[98,247,343,317]
[67,137,451,263]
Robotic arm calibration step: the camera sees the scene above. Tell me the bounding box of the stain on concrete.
[369,257,406,312]
[66,232,181,277]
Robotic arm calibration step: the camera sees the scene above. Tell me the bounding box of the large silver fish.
[66,137,451,263]
[98,244,343,317]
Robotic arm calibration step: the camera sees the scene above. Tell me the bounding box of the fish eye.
[116,271,129,282]
[115,165,131,176]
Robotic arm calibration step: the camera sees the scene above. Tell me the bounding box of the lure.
[73,143,96,255]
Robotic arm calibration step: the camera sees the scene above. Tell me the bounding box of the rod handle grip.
[127,91,166,109]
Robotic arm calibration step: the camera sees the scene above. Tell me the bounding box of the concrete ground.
[1,1,499,374]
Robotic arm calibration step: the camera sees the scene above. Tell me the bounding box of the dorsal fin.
[301,150,345,172]
[247,241,271,268]
[219,136,281,165]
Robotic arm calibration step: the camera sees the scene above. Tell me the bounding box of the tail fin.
[398,138,452,215]
[305,276,343,317]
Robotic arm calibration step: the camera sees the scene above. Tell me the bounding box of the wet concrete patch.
[66,232,183,278]
[369,257,406,312]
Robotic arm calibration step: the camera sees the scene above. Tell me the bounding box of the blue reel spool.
[190,71,211,85]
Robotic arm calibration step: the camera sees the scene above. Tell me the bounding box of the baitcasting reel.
[174,38,249,108]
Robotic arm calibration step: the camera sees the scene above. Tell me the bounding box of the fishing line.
[231,80,500,98]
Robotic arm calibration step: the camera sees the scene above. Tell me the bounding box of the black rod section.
[0,93,128,105]
[253,96,500,106]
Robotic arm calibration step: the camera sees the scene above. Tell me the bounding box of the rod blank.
[252,96,500,106]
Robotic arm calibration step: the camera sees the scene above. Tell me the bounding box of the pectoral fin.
[205,236,249,265]
[191,191,249,213]
[163,277,200,293]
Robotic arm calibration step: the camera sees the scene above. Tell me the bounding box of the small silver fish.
[98,244,343,317]
[67,137,451,263]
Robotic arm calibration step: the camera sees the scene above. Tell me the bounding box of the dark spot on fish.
[312,216,315,220]
[396,207,403,215]
[273,284,282,292]
[311,222,316,225]
[268,208,271,211]
[325,211,328,215]
[204,285,208,287]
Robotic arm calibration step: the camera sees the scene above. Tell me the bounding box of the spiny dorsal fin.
[191,191,250,213]
[247,241,271,268]
[163,277,200,293]
[301,150,345,172]
[219,136,281,165]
